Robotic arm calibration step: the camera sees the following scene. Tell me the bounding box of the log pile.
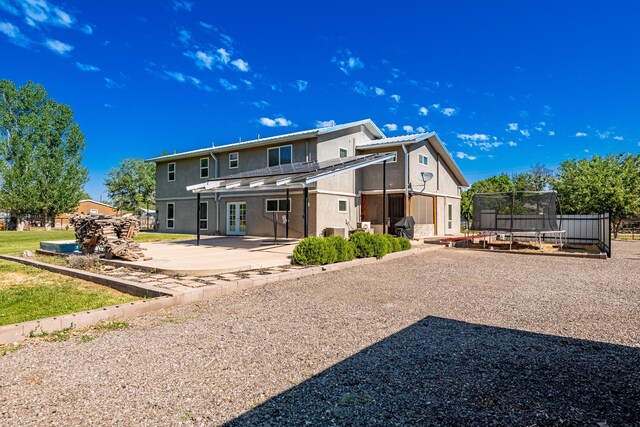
[70,214,148,261]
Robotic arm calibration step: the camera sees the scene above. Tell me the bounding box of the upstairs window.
[167,162,176,182]
[267,145,292,167]
[418,154,429,166]
[229,152,239,169]
[200,158,209,178]
[339,147,348,158]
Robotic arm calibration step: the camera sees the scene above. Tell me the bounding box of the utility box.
[324,227,347,238]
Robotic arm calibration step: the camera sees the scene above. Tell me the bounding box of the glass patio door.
[226,202,247,235]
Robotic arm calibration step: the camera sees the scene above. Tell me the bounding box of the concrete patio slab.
[105,235,297,276]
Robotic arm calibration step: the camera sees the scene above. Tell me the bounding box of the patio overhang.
[186,152,396,194]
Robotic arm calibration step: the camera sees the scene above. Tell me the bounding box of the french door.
[227,202,247,235]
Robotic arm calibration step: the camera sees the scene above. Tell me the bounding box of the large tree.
[0,80,88,227]
[104,158,156,215]
[552,153,640,237]
[461,174,514,225]
[512,163,554,191]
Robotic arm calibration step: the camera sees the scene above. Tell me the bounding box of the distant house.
[147,119,468,238]
[55,199,117,228]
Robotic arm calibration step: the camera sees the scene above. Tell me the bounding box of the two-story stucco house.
[146,119,467,239]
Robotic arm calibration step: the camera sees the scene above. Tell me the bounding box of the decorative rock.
[22,250,33,258]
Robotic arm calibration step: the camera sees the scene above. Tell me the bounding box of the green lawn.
[0,260,137,326]
[0,229,192,327]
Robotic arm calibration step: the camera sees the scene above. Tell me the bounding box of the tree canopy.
[0,79,88,224]
[461,173,514,225]
[552,153,640,237]
[104,158,156,214]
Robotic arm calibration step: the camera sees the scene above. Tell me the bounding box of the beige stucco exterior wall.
[315,193,358,237]
[356,147,405,192]
[409,141,461,197]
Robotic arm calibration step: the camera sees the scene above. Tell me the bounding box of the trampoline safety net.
[470,191,559,232]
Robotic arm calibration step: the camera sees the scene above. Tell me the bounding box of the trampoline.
[470,191,566,250]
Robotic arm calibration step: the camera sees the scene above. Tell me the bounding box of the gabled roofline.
[78,199,115,209]
[146,119,386,163]
[355,132,468,187]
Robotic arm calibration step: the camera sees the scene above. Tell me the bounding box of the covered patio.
[186,153,396,243]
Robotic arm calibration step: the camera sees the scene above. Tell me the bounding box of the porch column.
[303,186,309,238]
[286,188,290,239]
[383,160,387,234]
[196,192,201,246]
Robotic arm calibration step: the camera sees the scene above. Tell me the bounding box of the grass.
[0,260,138,326]
[133,232,194,243]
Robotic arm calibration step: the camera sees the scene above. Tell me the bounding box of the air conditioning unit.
[358,221,371,231]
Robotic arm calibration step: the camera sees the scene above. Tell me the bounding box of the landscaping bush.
[349,231,375,258]
[68,254,102,271]
[383,234,403,252]
[325,236,356,262]
[371,234,392,259]
[397,237,412,251]
[292,237,338,265]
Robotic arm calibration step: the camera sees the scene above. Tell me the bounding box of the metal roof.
[355,132,435,148]
[146,119,386,163]
[186,153,396,193]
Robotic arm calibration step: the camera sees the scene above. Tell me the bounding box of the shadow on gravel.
[226,317,640,426]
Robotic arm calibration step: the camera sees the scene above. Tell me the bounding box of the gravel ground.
[1,241,639,426]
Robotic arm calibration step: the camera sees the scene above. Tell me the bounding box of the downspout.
[210,151,221,234]
[402,144,409,217]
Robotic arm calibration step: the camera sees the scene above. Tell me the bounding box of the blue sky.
[1,0,639,199]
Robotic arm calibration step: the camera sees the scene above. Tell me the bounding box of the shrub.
[370,234,392,259]
[68,254,102,271]
[398,237,412,251]
[349,232,375,258]
[292,237,337,265]
[383,234,403,252]
[325,236,356,262]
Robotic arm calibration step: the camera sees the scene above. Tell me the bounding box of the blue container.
[40,240,80,254]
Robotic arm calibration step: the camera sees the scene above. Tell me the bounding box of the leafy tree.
[0,79,88,227]
[104,158,156,215]
[552,153,640,237]
[461,174,514,225]
[512,163,554,191]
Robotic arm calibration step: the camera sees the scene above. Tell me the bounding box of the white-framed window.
[418,153,429,166]
[267,145,293,167]
[167,202,175,229]
[167,162,176,182]
[338,199,348,213]
[339,147,348,158]
[90,209,98,215]
[200,158,209,178]
[199,201,208,230]
[265,198,291,212]
[447,203,453,230]
[229,152,239,169]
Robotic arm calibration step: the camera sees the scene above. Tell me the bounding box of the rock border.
[0,245,443,345]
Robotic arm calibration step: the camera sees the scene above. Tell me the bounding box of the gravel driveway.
[1,241,639,426]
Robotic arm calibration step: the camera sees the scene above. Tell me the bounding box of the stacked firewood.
[70,214,148,261]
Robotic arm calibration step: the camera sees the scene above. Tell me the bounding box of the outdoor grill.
[395,216,415,239]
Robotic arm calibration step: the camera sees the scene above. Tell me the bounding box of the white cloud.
[82,24,93,34]
[251,100,269,109]
[164,71,186,82]
[315,120,336,128]
[383,123,398,131]
[520,129,530,137]
[476,141,503,151]
[457,133,489,142]
[432,103,440,109]
[76,62,99,72]
[260,117,292,127]
[171,0,193,12]
[597,131,611,139]
[613,135,624,141]
[418,106,428,116]
[241,79,253,89]
[177,28,191,45]
[548,130,556,136]
[217,48,230,64]
[507,123,519,131]
[199,21,214,30]
[219,78,238,90]
[441,107,456,117]
[0,21,30,46]
[231,58,249,72]
[508,141,517,147]
[416,126,426,133]
[104,77,123,89]
[45,39,73,55]
[293,80,308,92]
[534,126,543,132]
[402,125,414,133]
[331,49,364,74]
[575,132,588,137]
[390,94,401,103]
[373,87,385,96]
[456,152,477,161]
